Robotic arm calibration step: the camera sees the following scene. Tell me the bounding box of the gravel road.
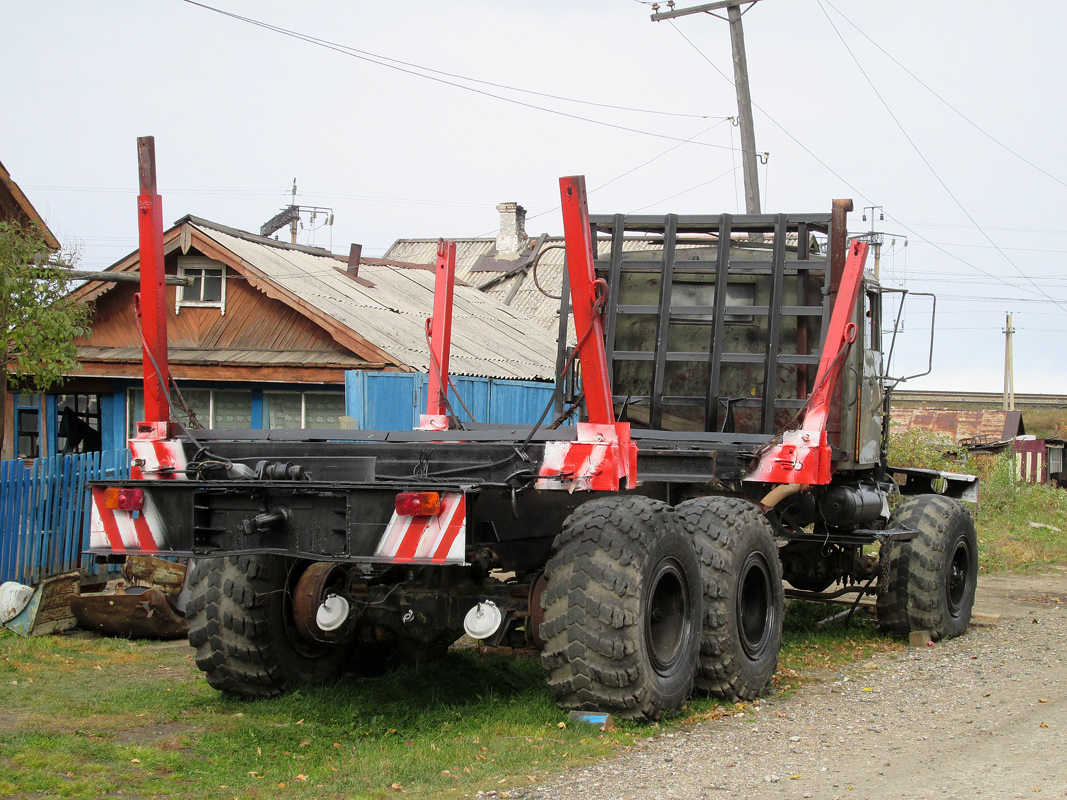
[519,567,1067,800]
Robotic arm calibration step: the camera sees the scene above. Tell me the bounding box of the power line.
[180,0,741,152]
[475,119,734,236]
[816,1,1067,314]
[668,19,1059,305]
[820,0,1067,192]
[628,165,740,213]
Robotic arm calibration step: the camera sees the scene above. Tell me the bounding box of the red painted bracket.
[420,239,457,431]
[746,239,870,486]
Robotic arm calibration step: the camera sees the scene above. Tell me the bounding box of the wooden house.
[13,216,558,458]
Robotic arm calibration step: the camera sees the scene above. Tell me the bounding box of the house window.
[264,391,345,429]
[56,394,102,454]
[15,393,41,459]
[127,387,251,436]
[176,256,226,313]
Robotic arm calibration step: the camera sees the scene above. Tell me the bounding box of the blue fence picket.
[0,449,131,584]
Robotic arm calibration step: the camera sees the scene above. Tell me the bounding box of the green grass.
[0,606,899,800]
[888,429,1067,572]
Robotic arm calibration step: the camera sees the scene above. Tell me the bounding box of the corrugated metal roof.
[192,223,558,380]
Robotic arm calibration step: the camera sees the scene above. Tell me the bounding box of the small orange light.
[103,487,144,511]
[395,491,442,516]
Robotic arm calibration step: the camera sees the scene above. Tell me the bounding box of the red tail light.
[103,487,144,511]
[395,491,442,516]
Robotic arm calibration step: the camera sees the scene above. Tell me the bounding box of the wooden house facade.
[8,216,557,459]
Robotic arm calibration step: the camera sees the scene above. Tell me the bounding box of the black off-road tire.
[186,555,350,698]
[877,495,977,640]
[540,496,702,721]
[675,496,784,701]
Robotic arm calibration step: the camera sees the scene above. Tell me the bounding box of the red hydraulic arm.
[135,136,171,428]
[419,239,457,431]
[558,175,615,425]
[746,238,870,486]
[535,177,636,492]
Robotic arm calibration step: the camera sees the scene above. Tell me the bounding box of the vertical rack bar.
[760,214,788,434]
[649,214,678,430]
[602,213,627,386]
[705,213,733,432]
[795,221,811,400]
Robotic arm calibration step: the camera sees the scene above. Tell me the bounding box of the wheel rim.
[645,558,690,675]
[737,552,773,660]
[946,537,972,616]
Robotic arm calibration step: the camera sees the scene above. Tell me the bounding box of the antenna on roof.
[259,178,335,249]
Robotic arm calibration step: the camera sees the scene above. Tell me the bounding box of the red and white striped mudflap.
[374,492,467,565]
[535,422,639,492]
[89,488,166,554]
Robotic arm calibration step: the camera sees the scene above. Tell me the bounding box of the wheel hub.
[737,552,773,659]
[947,538,971,615]
[645,558,690,676]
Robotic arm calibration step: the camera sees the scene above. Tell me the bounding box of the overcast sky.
[4,0,1065,393]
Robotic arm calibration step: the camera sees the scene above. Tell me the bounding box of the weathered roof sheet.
[76,346,373,368]
[189,221,558,380]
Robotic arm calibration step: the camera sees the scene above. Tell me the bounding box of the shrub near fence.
[0,449,130,585]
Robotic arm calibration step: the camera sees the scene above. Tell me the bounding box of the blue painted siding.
[344,371,560,431]
[490,379,557,426]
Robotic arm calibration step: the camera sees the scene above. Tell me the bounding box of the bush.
[887,428,972,473]
[888,430,1067,571]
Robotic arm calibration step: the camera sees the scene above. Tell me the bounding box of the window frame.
[176,256,227,314]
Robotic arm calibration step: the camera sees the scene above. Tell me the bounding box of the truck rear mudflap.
[89,482,469,566]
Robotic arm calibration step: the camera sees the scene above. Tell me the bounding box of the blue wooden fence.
[0,449,130,585]
[345,371,560,431]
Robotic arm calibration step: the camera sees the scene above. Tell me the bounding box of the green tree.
[0,220,91,456]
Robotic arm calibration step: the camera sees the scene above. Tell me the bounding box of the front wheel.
[540,496,702,721]
[675,496,784,701]
[877,495,978,640]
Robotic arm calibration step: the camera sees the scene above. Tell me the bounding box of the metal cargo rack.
[556,208,849,439]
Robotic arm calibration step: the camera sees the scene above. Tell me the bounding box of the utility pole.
[289,179,298,244]
[1003,312,1015,411]
[651,0,763,214]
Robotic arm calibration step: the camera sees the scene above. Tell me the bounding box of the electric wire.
[180,0,741,152]
[476,119,734,235]
[669,19,1064,307]
[815,0,1067,315]
[820,0,1067,191]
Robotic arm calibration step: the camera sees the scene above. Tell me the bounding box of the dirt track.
[525,567,1067,800]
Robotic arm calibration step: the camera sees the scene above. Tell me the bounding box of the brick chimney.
[495,202,528,259]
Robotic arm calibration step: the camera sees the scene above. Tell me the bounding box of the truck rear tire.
[877,495,977,640]
[540,496,701,721]
[675,496,784,701]
[187,555,349,698]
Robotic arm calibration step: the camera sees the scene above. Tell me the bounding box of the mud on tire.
[877,495,977,641]
[539,496,702,721]
[675,496,784,701]
[186,555,349,698]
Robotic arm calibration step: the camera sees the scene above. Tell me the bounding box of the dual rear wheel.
[539,495,783,721]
